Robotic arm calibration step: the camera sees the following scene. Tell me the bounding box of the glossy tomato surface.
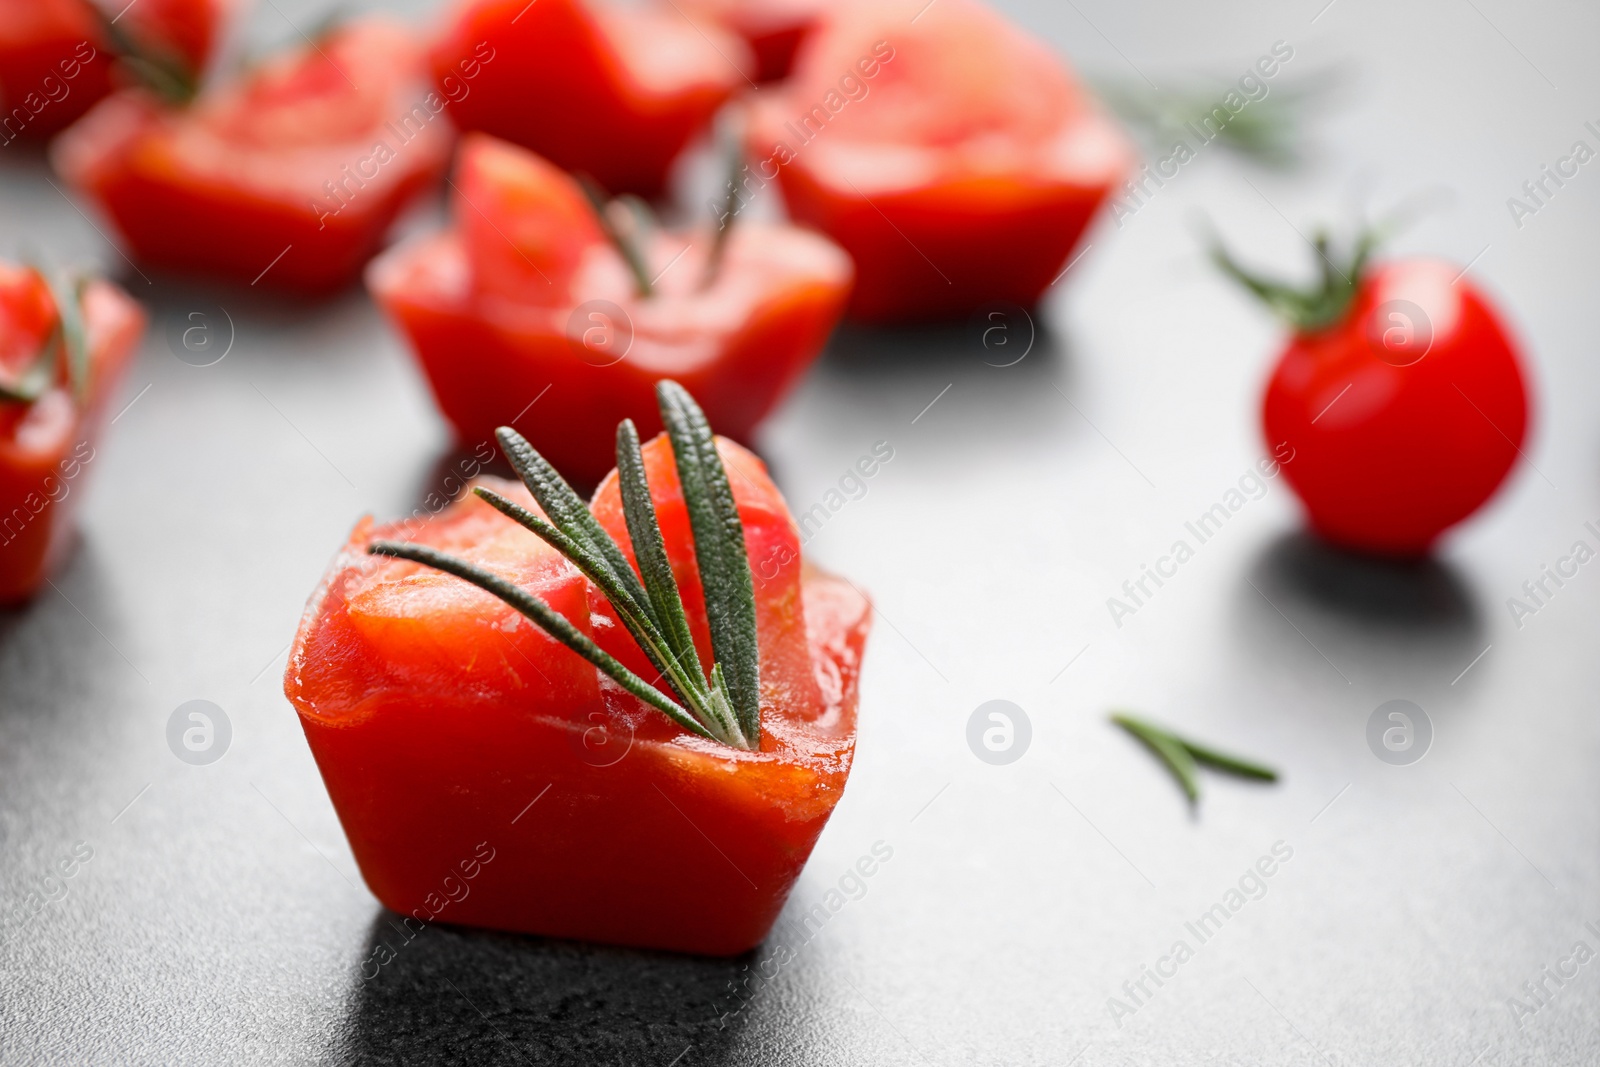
[748,0,1130,323]
[285,439,870,956]
[0,263,143,604]
[429,0,750,196]
[1263,259,1531,556]
[52,18,450,295]
[368,135,852,484]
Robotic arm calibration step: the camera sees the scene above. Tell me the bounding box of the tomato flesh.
[0,262,144,604]
[1264,260,1531,556]
[429,0,751,197]
[368,135,852,484]
[285,444,870,955]
[51,18,450,295]
[748,0,1130,323]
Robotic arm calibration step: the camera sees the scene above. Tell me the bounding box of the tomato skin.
[286,453,870,956]
[368,136,851,485]
[0,264,144,604]
[748,0,1129,323]
[51,19,451,295]
[429,0,750,197]
[1263,260,1531,556]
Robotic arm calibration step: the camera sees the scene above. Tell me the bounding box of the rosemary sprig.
[0,269,89,405]
[368,380,763,751]
[579,177,655,298]
[1096,74,1330,169]
[47,273,91,403]
[702,114,745,288]
[85,2,201,105]
[1111,712,1278,806]
[658,381,760,743]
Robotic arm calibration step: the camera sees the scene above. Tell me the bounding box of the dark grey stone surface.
[3,0,1599,1063]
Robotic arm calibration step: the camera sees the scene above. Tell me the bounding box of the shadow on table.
[337,911,750,1066]
[811,309,1082,471]
[824,303,1062,375]
[1235,530,1485,688]
[0,538,121,682]
[0,542,149,812]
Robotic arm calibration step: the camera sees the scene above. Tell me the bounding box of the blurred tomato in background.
[52,17,450,294]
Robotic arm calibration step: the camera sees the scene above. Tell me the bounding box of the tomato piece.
[285,459,870,955]
[429,0,751,196]
[368,135,851,484]
[289,477,601,723]
[1263,260,1531,556]
[748,0,1131,323]
[453,135,606,303]
[0,262,143,604]
[680,0,832,81]
[51,18,450,294]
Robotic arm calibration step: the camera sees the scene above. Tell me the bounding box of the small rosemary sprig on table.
[0,269,89,405]
[1111,712,1278,806]
[369,380,762,750]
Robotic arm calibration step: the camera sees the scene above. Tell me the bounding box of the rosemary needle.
[1111,712,1278,806]
[1113,713,1199,804]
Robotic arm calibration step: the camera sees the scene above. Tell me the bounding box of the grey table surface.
[3,0,1599,1063]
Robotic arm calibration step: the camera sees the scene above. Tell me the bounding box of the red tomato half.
[1264,260,1531,556]
[429,0,752,197]
[285,441,871,955]
[748,0,1131,323]
[369,135,852,484]
[0,262,143,604]
[0,0,234,142]
[51,18,450,294]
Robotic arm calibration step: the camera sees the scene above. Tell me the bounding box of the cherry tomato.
[285,440,870,955]
[51,18,450,294]
[368,134,852,484]
[0,261,144,604]
[1261,259,1531,556]
[428,0,751,197]
[747,0,1130,323]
